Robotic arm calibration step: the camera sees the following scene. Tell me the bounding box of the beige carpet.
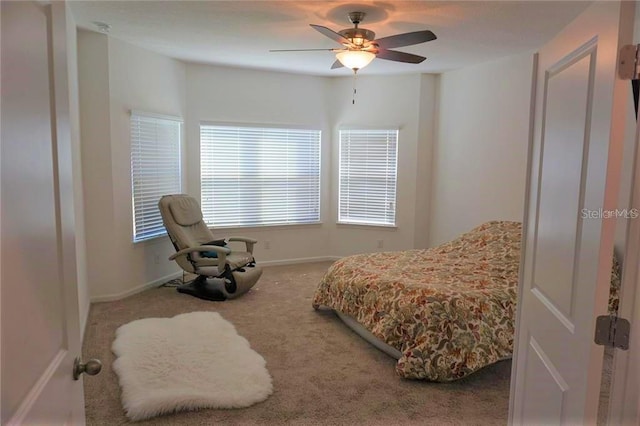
[83,262,511,425]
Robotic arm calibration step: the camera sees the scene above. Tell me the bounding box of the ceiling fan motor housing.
[347,11,365,25]
[338,28,376,46]
[340,11,375,47]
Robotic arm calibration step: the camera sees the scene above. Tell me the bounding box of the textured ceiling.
[70,1,591,76]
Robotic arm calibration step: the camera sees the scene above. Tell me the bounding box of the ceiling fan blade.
[374,30,436,49]
[376,49,426,64]
[310,24,352,46]
[331,59,344,69]
[270,48,337,52]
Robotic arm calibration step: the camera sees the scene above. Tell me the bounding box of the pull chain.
[352,68,358,105]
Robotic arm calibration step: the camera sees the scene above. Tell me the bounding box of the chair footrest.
[177,278,227,301]
[227,265,263,299]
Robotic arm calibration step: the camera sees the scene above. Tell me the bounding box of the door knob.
[73,357,102,380]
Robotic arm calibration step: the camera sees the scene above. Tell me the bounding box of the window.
[339,129,398,226]
[200,124,321,227]
[130,112,182,242]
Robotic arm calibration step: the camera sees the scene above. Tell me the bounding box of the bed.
[312,221,522,381]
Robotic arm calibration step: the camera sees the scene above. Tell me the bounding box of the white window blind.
[200,124,321,227]
[130,112,182,242]
[339,129,398,226]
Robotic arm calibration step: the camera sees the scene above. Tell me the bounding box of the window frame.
[199,122,322,229]
[130,110,183,243]
[337,128,399,227]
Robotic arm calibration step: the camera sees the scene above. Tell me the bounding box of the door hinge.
[619,44,640,80]
[594,315,630,350]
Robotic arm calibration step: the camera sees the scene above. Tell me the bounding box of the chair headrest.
[168,196,203,226]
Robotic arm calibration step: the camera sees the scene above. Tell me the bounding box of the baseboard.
[260,256,340,267]
[90,271,182,303]
[89,257,341,303]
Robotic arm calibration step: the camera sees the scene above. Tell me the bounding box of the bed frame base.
[334,310,402,360]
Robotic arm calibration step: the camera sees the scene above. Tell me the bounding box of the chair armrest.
[169,245,231,262]
[228,236,257,244]
[228,236,257,254]
[169,245,231,276]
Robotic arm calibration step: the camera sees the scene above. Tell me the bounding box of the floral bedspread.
[312,221,522,381]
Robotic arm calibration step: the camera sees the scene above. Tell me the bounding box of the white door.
[510,1,634,425]
[1,1,87,424]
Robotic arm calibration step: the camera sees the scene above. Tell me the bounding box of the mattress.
[312,221,522,381]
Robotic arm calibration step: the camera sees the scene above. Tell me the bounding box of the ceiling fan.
[270,11,437,73]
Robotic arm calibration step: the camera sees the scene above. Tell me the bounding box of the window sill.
[336,222,398,230]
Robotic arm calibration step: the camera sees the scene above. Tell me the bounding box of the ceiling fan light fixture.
[352,37,365,46]
[336,50,375,71]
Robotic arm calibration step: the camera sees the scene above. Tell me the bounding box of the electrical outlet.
[377,240,384,249]
[153,254,160,264]
[264,241,271,250]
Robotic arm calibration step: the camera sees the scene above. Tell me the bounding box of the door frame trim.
[508,51,539,425]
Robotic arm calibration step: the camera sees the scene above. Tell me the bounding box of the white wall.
[429,52,533,246]
[78,31,186,301]
[107,37,187,299]
[185,67,438,261]
[78,30,117,301]
[415,74,438,248]
[185,64,333,264]
[327,73,437,256]
[66,10,89,335]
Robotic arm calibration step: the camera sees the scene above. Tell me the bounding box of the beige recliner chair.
[158,194,263,301]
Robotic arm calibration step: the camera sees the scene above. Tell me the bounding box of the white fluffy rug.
[112,311,273,421]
